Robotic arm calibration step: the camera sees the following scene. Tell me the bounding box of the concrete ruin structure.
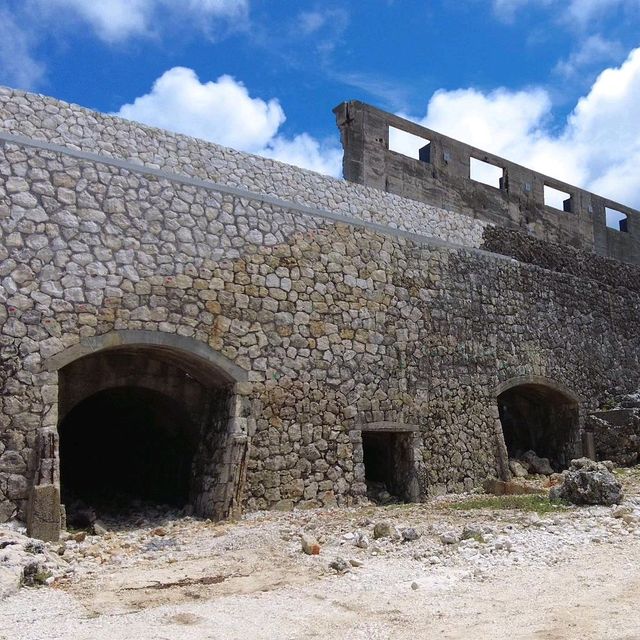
[1,88,640,540]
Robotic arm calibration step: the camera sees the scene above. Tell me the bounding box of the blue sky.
[1,0,640,207]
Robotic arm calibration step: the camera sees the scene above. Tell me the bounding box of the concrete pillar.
[26,429,61,542]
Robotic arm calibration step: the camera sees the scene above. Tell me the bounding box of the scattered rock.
[373,521,395,539]
[440,532,459,545]
[509,460,529,478]
[349,558,364,567]
[522,451,554,476]
[401,527,420,542]
[0,528,68,599]
[550,458,623,506]
[411,581,419,590]
[329,557,350,573]
[301,534,321,555]
[92,520,108,536]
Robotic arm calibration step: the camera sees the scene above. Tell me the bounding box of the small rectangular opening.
[606,207,628,232]
[362,430,415,504]
[388,126,431,163]
[470,157,504,189]
[544,185,573,212]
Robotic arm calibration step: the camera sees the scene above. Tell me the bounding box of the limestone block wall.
[1,89,640,524]
[0,87,487,250]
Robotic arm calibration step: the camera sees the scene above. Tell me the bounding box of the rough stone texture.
[587,410,640,466]
[482,226,640,293]
[1,88,640,528]
[0,87,487,250]
[508,460,528,478]
[521,451,554,476]
[550,458,623,506]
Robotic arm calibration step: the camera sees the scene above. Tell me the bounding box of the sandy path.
[3,532,639,640]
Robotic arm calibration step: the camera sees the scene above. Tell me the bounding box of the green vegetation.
[21,568,52,587]
[443,494,568,515]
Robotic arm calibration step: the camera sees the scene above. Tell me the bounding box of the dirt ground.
[3,469,640,640]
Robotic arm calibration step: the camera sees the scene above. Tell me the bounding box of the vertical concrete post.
[26,428,61,542]
[334,101,388,190]
[582,431,596,461]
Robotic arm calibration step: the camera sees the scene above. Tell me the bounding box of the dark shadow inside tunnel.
[59,387,197,509]
[56,344,236,522]
[362,430,415,502]
[498,383,578,470]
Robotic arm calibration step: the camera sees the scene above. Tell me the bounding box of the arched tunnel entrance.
[55,336,247,524]
[497,382,579,471]
[59,387,198,509]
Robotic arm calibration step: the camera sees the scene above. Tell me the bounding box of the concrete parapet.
[334,100,640,265]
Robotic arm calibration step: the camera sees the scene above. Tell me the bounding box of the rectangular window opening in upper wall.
[388,126,431,163]
[470,158,504,189]
[606,207,629,232]
[544,185,573,212]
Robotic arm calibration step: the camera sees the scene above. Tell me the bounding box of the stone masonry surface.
[1,87,640,530]
[0,87,487,250]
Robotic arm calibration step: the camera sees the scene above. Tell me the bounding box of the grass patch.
[613,465,640,477]
[443,494,568,515]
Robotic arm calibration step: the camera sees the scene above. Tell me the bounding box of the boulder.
[550,458,623,506]
[522,451,554,475]
[373,521,395,539]
[440,532,459,545]
[509,460,528,478]
[401,527,420,542]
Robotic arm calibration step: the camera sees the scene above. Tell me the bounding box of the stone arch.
[47,331,251,524]
[46,330,248,385]
[495,375,582,406]
[495,375,581,471]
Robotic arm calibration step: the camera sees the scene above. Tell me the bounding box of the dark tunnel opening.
[498,383,578,470]
[59,386,198,512]
[362,430,415,503]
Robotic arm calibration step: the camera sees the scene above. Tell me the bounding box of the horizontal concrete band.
[0,130,515,266]
[357,422,420,432]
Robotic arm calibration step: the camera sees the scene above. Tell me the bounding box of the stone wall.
[335,101,640,265]
[0,87,486,250]
[1,88,640,527]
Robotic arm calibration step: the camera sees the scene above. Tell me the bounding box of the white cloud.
[0,8,44,89]
[492,0,552,21]
[117,68,283,151]
[564,0,640,25]
[116,67,342,176]
[394,47,640,207]
[29,0,249,43]
[493,0,640,25]
[35,0,150,42]
[298,11,328,35]
[261,134,343,176]
[554,35,624,77]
